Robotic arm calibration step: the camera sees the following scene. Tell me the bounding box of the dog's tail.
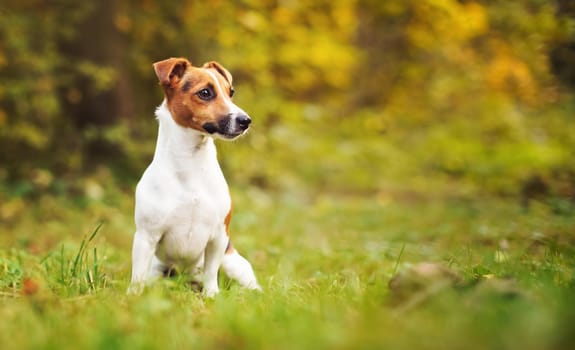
[221,242,262,291]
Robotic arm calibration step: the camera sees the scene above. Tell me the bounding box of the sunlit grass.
[0,188,574,349]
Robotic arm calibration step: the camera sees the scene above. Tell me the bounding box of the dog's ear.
[203,61,233,85]
[153,58,190,87]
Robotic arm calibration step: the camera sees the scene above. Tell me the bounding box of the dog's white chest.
[135,137,230,265]
[160,172,229,263]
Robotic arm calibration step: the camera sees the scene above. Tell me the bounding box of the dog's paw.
[127,283,144,296]
[202,286,219,298]
[247,282,263,292]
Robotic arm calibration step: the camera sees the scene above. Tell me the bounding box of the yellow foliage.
[10,123,48,148]
[485,40,537,104]
[0,198,25,221]
[408,0,487,49]
[239,11,266,32]
[0,110,6,127]
[0,0,572,196]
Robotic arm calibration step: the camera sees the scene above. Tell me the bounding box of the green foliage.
[0,0,573,197]
[0,250,23,290]
[43,222,106,295]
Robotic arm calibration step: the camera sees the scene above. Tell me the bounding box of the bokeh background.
[1,3,575,348]
[1,0,574,211]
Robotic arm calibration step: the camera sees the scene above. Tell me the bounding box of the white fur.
[128,101,260,297]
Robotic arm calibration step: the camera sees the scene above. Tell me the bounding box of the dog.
[128,57,261,297]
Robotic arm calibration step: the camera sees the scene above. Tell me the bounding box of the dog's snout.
[236,114,251,129]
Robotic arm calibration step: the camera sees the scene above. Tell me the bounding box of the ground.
[0,188,574,350]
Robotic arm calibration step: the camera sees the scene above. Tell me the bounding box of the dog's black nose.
[237,114,251,129]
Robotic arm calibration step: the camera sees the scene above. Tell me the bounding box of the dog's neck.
[152,100,216,168]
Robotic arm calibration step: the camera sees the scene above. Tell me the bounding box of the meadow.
[1,1,575,349]
[1,184,574,350]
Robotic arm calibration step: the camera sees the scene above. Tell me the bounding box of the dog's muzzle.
[203,113,251,139]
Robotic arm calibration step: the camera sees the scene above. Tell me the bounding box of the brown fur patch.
[224,204,235,254]
[153,58,235,133]
[224,203,233,236]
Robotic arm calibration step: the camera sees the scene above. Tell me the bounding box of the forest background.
[1,1,575,349]
[0,0,574,205]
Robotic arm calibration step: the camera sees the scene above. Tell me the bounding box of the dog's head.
[153,57,251,140]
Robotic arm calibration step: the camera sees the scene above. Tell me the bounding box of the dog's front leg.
[202,233,227,298]
[128,229,160,295]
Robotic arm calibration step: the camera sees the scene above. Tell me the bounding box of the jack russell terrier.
[128,57,261,297]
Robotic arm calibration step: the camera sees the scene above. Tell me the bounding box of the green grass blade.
[392,243,406,276]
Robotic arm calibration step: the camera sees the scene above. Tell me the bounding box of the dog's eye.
[229,87,235,98]
[197,88,215,101]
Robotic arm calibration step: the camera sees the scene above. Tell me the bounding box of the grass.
[0,187,574,350]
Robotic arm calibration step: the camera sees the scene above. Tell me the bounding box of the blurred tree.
[551,0,575,89]
[352,0,574,195]
[0,0,573,198]
[0,1,91,178]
